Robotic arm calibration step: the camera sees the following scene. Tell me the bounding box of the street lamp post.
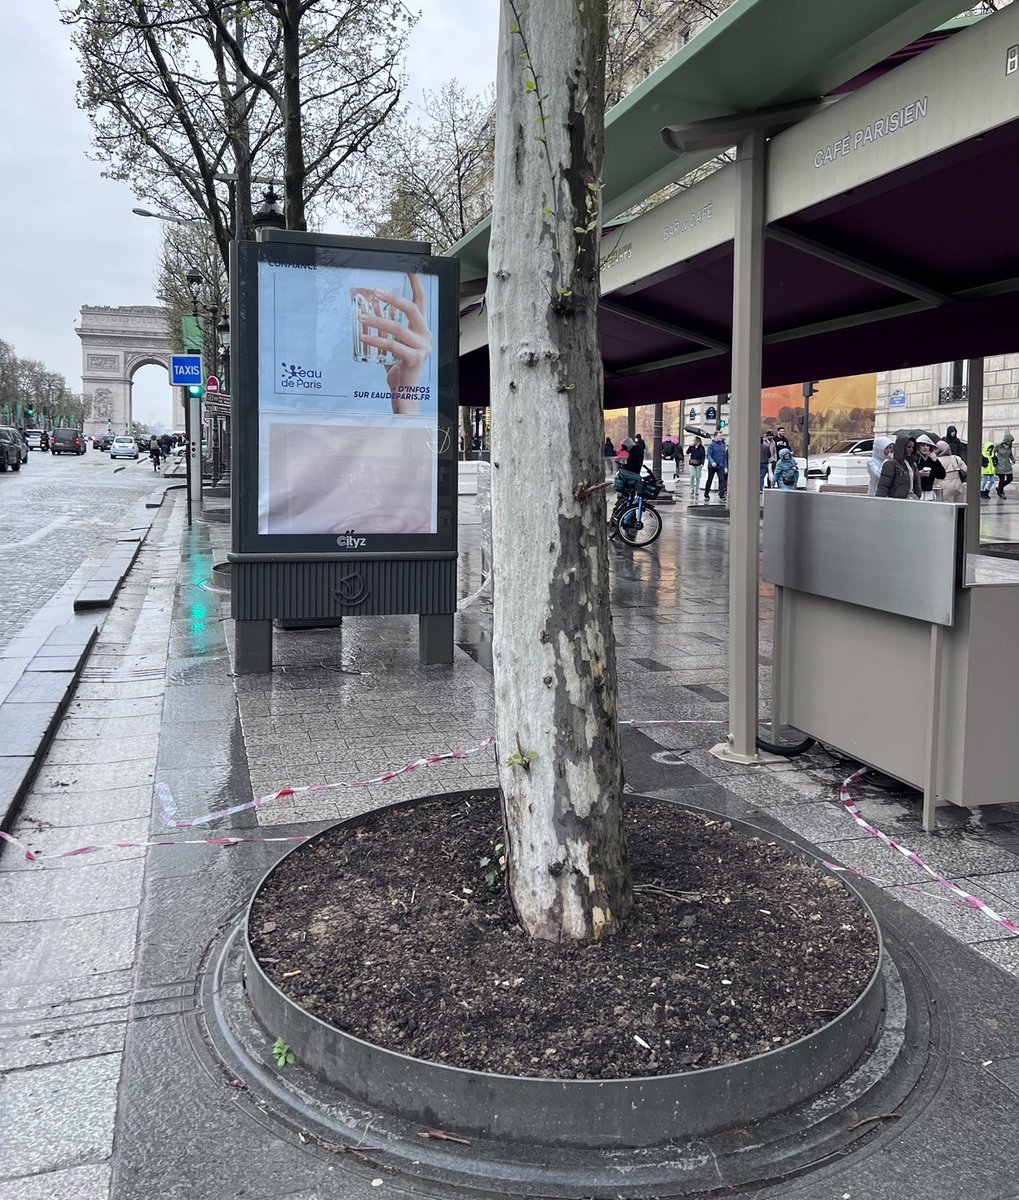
[216,311,230,394]
[184,265,206,522]
[251,187,285,232]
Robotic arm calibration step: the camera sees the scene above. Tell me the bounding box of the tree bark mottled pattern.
[488,0,632,943]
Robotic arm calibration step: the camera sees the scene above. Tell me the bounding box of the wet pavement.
[3,475,1019,1197]
[0,449,159,655]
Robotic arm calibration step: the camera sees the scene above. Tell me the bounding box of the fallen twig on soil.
[417,1129,472,1146]
[635,884,702,902]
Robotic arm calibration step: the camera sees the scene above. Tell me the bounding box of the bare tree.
[355,1,735,253]
[196,0,413,232]
[157,222,227,375]
[62,0,415,267]
[605,0,736,105]
[364,81,496,252]
[0,343,78,427]
[488,0,632,943]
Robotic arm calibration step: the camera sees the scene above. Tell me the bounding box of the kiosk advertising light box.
[232,233,459,556]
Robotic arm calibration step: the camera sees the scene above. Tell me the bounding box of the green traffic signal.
[188,384,205,398]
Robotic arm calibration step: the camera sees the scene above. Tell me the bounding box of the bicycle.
[608,466,664,547]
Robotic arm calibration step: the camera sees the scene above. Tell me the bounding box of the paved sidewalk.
[4,482,1019,1197]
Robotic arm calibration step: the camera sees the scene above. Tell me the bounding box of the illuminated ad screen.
[235,237,458,554]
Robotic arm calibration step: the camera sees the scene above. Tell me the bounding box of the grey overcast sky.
[0,1,498,428]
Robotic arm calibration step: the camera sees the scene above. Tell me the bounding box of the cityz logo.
[336,531,366,548]
[280,362,322,390]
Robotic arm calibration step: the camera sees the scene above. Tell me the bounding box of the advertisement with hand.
[257,261,440,536]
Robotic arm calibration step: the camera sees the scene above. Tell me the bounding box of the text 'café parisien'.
[814,96,929,168]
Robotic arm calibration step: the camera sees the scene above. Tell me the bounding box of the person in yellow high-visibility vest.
[980,439,997,500]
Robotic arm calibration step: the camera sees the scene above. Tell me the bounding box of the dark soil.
[250,792,878,1080]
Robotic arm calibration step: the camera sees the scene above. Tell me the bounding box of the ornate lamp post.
[216,310,231,394]
[185,266,204,320]
[251,187,285,232]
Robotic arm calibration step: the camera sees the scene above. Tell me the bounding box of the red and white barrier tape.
[832,767,1019,936]
[157,737,499,830]
[0,720,728,865]
[0,737,499,864]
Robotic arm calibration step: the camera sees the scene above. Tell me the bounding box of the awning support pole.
[714,127,766,763]
[965,358,984,557]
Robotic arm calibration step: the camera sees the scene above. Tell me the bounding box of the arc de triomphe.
[77,305,182,436]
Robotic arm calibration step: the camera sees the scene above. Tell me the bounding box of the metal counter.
[763,492,1019,828]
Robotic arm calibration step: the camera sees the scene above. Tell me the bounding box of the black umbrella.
[894,428,939,444]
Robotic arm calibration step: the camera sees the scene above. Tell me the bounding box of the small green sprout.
[272,1037,295,1068]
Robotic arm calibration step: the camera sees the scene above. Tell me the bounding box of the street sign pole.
[189,392,203,514]
[171,353,204,521]
[182,387,193,528]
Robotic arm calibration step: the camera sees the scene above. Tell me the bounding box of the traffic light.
[25,406,33,417]
[802,380,819,399]
[719,417,728,430]
[188,383,205,399]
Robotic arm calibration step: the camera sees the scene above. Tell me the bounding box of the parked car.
[807,438,874,484]
[24,429,49,450]
[110,435,139,460]
[51,428,86,455]
[0,426,23,471]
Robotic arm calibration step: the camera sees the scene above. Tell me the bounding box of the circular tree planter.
[243,794,883,1148]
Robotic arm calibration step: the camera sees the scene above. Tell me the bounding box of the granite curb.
[0,494,167,834]
[0,621,98,834]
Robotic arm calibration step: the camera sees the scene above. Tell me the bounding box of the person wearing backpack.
[980,439,997,500]
[772,447,799,490]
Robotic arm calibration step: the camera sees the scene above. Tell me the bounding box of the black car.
[51,428,86,455]
[0,426,24,472]
[95,433,114,451]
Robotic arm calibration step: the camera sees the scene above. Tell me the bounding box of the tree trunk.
[281,0,307,230]
[488,0,632,943]
[232,5,254,242]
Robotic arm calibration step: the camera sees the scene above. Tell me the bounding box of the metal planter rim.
[243,790,884,1148]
